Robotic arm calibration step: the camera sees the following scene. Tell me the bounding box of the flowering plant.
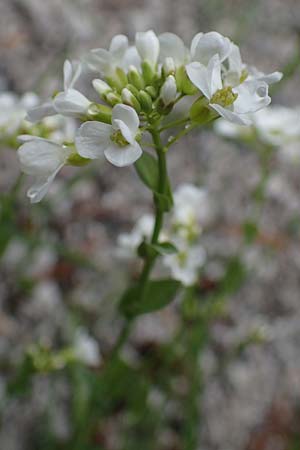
[16,30,281,347]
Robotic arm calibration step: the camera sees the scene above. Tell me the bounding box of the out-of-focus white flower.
[0,92,39,135]
[160,75,177,106]
[136,30,160,66]
[117,214,155,257]
[17,136,72,203]
[159,32,189,69]
[75,104,142,167]
[74,328,101,367]
[278,142,300,165]
[187,54,271,125]
[163,238,206,286]
[172,184,211,239]
[252,106,300,146]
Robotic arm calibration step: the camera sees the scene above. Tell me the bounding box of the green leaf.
[220,257,246,295]
[135,151,159,191]
[120,279,181,318]
[134,152,173,209]
[151,242,178,255]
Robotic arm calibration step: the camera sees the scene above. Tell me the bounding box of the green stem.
[113,123,169,356]
[158,116,190,132]
[165,122,197,150]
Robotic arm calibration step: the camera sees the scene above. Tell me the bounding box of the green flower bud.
[126,83,140,98]
[121,88,141,112]
[141,60,156,85]
[138,90,153,113]
[176,66,197,95]
[106,92,122,106]
[115,67,128,89]
[87,103,112,124]
[145,86,158,99]
[92,79,112,99]
[127,65,144,90]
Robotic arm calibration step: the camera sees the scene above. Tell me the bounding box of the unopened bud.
[160,75,177,106]
[141,60,155,85]
[92,79,112,98]
[106,92,122,106]
[87,103,112,124]
[145,86,157,99]
[115,67,128,88]
[121,88,141,112]
[126,83,140,98]
[163,57,176,77]
[138,90,153,113]
[128,65,144,90]
[176,66,197,95]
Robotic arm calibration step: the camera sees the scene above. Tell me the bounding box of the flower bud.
[92,79,112,98]
[138,90,153,113]
[145,86,158,99]
[160,75,177,106]
[126,83,140,98]
[106,92,122,106]
[87,103,112,124]
[163,57,176,77]
[121,88,141,112]
[115,67,128,88]
[141,60,156,85]
[176,66,197,95]
[127,65,144,90]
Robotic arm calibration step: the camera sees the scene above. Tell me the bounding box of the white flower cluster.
[0,91,75,143]
[215,105,300,163]
[17,30,282,202]
[118,183,210,286]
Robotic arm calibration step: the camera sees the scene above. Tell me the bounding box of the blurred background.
[1,1,300,449]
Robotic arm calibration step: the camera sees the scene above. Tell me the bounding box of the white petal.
[159,32,187,66]
[109,34,128,59]
[228,44,243,74]
[27,164,64,203]
[186,62,211,99]
[207,54,223,96]
[85,48,110,73]
[211,104,251,125]
[190,33,203,58]
[234,80,270,114]
[54,89,91,117]
[63,59,82,91]
[20,92,40,109]
[112,104,139,135]
[18,139,68,176]
[123,46,141,71]
[104,142,142,167]
[26,100,56,123]
[113,119,135,145]
[191,31,231,65]
[135,30,160,65]
[75,121,112,159]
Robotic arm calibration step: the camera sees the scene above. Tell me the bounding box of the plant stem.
[113,123,169,355]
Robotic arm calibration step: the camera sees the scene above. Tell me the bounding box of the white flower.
[190,31,232,66]
[53,88,91,118]
[186,54,271,125]
[74,328,101,367]
[160,75,177,106]
[247,66,282,85]
[172,184,210,239]
[163,239,206,286]
[26,60,85,122]
[0,92,39,134]
[75,104,142,167]
[86,34,132,76]
[252,106,300,146]
[117,214,154,257]
[17,136,71,203]
[159,32,188,68]
[135,30,160,66]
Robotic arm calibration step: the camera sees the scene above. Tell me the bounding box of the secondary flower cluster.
[215,106,300,163]
[17,30,282,202]
[0,91,75,146]
[118,183,211,285]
